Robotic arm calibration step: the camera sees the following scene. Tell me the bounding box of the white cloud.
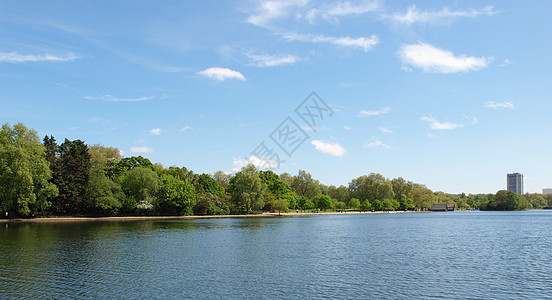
[499,59,514,67]
[197,67,246,81]
[363,137,391,149]
[130,146,155,153]
[150,128,162,135]
[399,43,489,73]
[311,140,346,157]
[379,126,393,134]
[246,52,300,67]
[420,116,464,130]
[84,94,156,102]
[232,156,282,171]
[306,1,381,23]
[344,125,352,130]
[247,0,308,27]
[284,32,379,52]
[358,107,391,117]
[484,101,515,109]
[0,51,79,63]
[179,125,193,132]
[385,5,499,25]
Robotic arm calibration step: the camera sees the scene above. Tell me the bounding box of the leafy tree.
[372,199,383,211]
[50,138,91,214]
[411,184,435,209]
[328,185,349,204]
[194,193,228,215]
[213,171,231,190]
[0,123,58,216]
[227,165,266,213]
[260,170,296,209]
[89,144,122,177]
[290,170,320,200]
[361,199,372,211]
[120,167,160,214]
[157,174,196,215]
[85,169,123,216]
[296,195,314,210]
[112,156,154,179]
[382,199,400,211]
[399,198,415,210]
[348,198,361,210]
[392,177,413,202]
[196,173,224,197]
[349,173,394,205]
[315,194,332,211]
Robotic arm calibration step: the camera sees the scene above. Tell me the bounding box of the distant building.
[507,173,524,195]
[430,203,455,211]
[543,188,552,195]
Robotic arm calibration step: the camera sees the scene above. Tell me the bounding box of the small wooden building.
[430,203,455,211]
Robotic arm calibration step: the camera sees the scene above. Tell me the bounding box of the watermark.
[243,92,333,170]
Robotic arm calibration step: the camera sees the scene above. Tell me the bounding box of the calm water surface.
[1,211,552,299]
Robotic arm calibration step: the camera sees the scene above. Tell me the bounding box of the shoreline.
[0,210,419,223]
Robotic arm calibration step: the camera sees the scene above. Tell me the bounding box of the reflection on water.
[2,211,552,299]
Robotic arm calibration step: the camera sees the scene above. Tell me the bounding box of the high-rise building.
[507,173,524,195]
[543,188,552,195]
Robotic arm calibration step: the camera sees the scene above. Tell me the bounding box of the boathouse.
[430,203,455,211]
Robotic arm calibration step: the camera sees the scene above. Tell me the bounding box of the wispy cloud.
[179,125,193,132]
[379,126,393,134]
[358,107,391,117]
[246,52,301,67]
[130,146,155,153]
[284,32,379,52]
[311,140,346,157]
[420,116,464,130]
[363,137,391,149]
[306,1,381,23]
[499,59,514,67]
[399,43,489,73]
[344,125,352,130]
[247,0,309,27]
[84,94,157,102]
[150,128,162,136]
[484,101,515,109]
[0,51,79,63]
[385,5,499,25]
[197,67,246,81]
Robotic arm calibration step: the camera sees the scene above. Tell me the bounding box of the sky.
[1,0,551,194]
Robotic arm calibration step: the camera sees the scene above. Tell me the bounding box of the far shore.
[0,210,421,223]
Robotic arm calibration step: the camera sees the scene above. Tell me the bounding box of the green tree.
[120,167,160,214]
[361,199,372,211]
[315,194,332,211]
[112,156,154,179]
[493,190,523,211]
[348,198,361,210]
[296,195,314,210]
[349,173,395,205]
[157,174,196,215]
[213,171,231,190]
[85,169,123,216]
[0,123,58,216]
[89,144,122,175]
[372,199,383,211]
[197,173,224,197]
[290,170,320,200]
[227,165,266,213]
[260,170,296,209]
[50,138,91,214]
[392,177,413,202]
[399,198,415,210]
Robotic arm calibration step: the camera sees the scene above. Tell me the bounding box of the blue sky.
[1,0,551,194]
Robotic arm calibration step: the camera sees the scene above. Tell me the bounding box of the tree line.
[1,123,551,218]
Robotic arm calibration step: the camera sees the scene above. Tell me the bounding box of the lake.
[1,211,552,299]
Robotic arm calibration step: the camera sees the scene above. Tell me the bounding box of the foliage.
[0,123,58,216]
[227,165,266,213]
[349,173,394,205]
[157,173,195,215]
[49,138,91,214]
[315,194,333,211]
[348,198,360,209]
[120,167,160,213]
[260,170,296,209]
[290,170,320,200]
[85,169,123,216]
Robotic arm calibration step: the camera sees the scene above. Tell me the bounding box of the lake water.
[2,211,552,299]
